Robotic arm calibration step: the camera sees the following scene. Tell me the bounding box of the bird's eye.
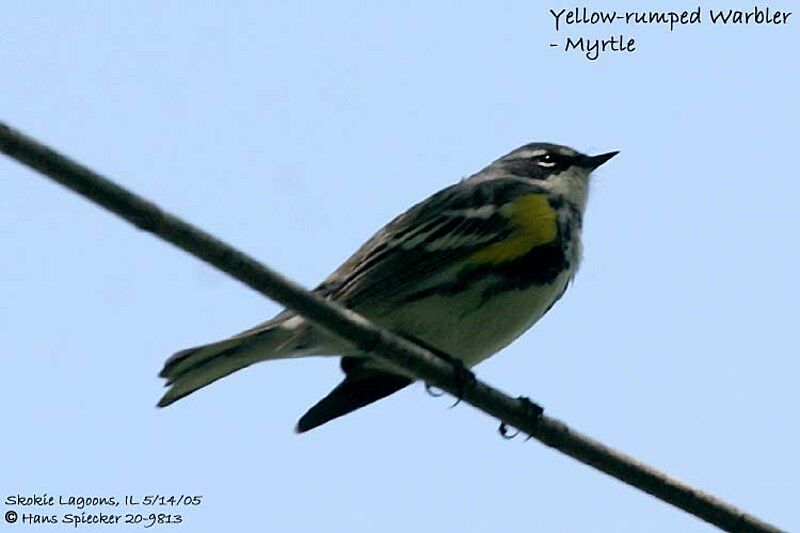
[536,153,557,168]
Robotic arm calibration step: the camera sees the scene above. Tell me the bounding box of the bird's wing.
[316,177,558,309]
[230,178,556,338]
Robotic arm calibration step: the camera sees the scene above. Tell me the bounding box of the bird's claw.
[497,396,544,440]
[403,331,474,407]
[425,383,445,397]
[448,358,476,408]
[423,359,476,407]
[498,422,519,439]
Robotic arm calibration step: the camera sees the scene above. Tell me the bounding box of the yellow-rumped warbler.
[158,143,618,432]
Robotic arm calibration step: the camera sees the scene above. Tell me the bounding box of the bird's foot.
[424,383,445,397]
[498,422,518,439]
[423,359,476,406]
[498,396,544,440]
[399,332,475,405]
[446,357,477,408]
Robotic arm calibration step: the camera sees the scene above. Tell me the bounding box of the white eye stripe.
[537,161,556,168]
[526,149,548,158]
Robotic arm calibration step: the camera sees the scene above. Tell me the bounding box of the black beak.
[583,151,619,170]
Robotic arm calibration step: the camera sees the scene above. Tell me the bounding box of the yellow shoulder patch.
[469,194,558,265]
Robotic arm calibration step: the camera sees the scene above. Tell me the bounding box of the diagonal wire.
[0,121,784,533]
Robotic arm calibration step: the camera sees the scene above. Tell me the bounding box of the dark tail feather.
[295,369,412,433]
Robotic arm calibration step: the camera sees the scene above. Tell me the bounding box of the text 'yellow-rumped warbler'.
[158,143,618,432]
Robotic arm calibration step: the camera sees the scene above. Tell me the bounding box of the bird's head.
[475,142,619,210]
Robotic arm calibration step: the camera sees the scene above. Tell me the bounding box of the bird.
[157,142,618,432]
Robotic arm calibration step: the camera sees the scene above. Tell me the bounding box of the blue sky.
[1,2,797,531]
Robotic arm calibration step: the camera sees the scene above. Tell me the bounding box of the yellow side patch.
[469,194,558,265]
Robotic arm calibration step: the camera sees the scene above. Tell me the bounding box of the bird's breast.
[363,216,582,367]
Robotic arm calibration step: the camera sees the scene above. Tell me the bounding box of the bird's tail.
[157,319,314,407]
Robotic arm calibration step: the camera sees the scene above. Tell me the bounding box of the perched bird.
[158,143,618,432]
